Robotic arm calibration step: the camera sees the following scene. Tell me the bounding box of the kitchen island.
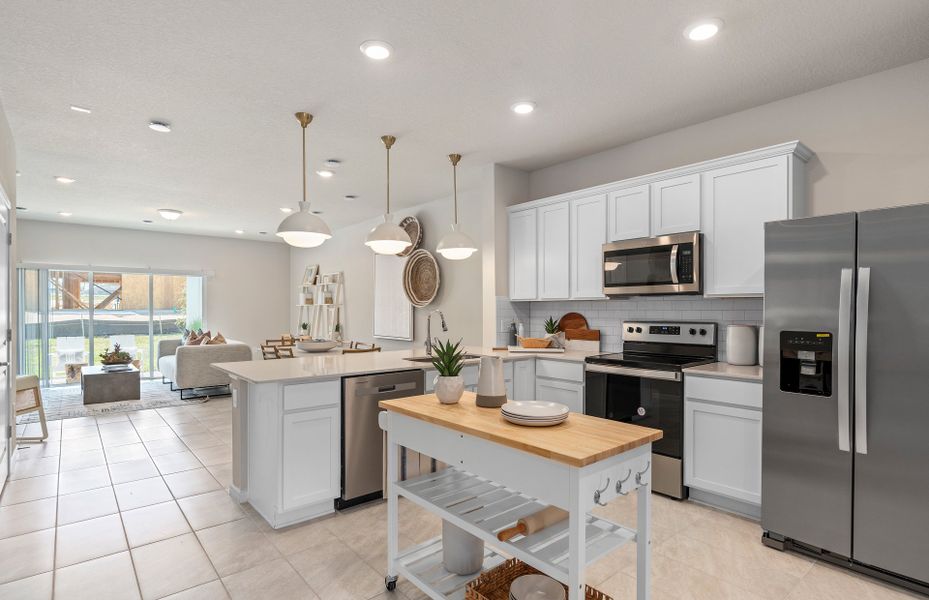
[379,391,661,600]
[212,346,600,528]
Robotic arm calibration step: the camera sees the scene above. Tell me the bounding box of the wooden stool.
[343,341,381,354]
[261,344,280,360]
[15,375,49,443]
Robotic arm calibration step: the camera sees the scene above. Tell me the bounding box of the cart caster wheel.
[385,576,398,592]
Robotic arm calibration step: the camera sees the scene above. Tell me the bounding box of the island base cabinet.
[282,406,339,511]
[684,376,762,516]
[246,379,341,529]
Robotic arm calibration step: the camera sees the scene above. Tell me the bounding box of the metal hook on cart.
[615,469,632,495]
[635,461,651,486]
[593,477,611,506]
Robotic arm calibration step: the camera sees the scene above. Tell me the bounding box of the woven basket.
[517,336,552,349]
[465,559,611,600]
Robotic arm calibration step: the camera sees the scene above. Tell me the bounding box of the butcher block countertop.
[379,392,662,468]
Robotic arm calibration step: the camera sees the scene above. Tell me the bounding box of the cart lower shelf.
[397,467,637,585]
[396,537,505,600]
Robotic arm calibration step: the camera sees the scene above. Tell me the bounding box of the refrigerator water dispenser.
[779,331,833,396]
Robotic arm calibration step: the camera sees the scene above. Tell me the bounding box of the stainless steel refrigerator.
[762,204,929,593]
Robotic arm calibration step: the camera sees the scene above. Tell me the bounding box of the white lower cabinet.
[534,359,584,413]
[684,375,762,508]
[513,359,536,400]
[282,404,339,510]
[424,365,479,393]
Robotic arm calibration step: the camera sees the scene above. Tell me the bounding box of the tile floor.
[1,399,921,599]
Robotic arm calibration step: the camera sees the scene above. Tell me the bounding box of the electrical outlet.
[500,319,511,331]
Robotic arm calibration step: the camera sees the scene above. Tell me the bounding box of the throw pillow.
[186,332,205,345]
[198,330,212,345]
[182,328,191,342]
[206,332,227,345]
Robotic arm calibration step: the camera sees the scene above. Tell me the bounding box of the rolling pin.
[496,506,568,541]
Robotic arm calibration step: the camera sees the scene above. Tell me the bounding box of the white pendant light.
[365,135,412,255]
[436,154,477,260]
[277,112,332,248]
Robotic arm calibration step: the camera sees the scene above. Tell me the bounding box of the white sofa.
[158,338,253,399]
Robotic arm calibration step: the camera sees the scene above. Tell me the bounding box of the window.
[17,267,204,386]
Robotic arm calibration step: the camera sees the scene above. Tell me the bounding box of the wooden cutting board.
[563,328,600,341]
[558,312,588,332]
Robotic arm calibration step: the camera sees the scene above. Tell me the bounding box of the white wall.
[16,220,290,347]
[290,187,485,351]
[529,58,929,217]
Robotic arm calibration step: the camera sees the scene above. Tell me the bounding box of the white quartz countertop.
[212,346,602,384]
[684,362,763,382]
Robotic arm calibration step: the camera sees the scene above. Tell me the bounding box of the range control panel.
[622,321,717,346]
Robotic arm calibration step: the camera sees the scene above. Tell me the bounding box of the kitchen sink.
[405,354,481,363]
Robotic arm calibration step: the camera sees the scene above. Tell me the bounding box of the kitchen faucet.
[425,310,447,355]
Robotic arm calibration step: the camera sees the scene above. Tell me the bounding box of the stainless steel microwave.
[602,231,702,296]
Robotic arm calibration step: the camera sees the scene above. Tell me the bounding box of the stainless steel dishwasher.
[338,370,424,509]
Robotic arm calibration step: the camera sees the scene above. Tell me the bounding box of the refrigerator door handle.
[836,268,853,452]
[854,267,871,455]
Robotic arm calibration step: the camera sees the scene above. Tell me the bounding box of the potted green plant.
[300,322,309,339]
[543,316,565,348]
[431,338,465,404]
[99,343,132,365]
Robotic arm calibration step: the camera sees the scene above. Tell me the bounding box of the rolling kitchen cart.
[378,392,661,600]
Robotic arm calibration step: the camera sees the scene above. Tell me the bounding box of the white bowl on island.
[296,339,339,353]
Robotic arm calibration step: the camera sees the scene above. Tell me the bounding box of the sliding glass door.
[17,267,203,386]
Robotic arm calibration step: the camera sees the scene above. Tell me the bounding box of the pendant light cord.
[386,144,391,214]
[453,162,458,225]
[302,123,307,204]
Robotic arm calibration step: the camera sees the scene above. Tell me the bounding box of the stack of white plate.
[509,574,565,600]
[501,401,569,427]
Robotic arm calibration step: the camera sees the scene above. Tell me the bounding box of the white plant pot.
[435,375,464,404]
[442,520,484,575]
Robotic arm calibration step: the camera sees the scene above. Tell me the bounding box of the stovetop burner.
[585,320,719,371]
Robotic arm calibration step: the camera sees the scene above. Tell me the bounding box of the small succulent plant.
[99,343,132,365]
[300,322,309,331]
[544,316,559,335]
[431,338,465,377]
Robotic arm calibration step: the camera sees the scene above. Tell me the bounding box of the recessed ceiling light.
[258,231,267,235]
[324,159,341,169]
[511,101,536,115]
[55,176,76,184]
[70,105,92,114]
[344,195,357,201]
[234,229,244,234]
[316,169,334,178]
[16,171,21,177]
[279,207,293,213]
[158,208,183,220]
[142,219,153,223]
[360,40,393,60]
[148,121,172,133]
[684,18,723,41]
[58,211,72,217]
[311,210,323,215]
[16,206,26,211]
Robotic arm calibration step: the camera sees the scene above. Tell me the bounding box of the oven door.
[585,364,683,460]
[602,232,701,296]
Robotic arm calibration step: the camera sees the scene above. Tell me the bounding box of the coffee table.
[81,364,141,404]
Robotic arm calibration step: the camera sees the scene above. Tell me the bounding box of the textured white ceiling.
[3,0,929,239]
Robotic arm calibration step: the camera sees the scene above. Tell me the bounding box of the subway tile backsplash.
[496,295,763,362]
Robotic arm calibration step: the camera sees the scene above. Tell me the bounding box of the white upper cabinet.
[607,184,650,241]
[650,173,701,235]
[508,142,811,300]
[508,208,537,300]
[537,201,570,300]
[570,193,607,299]
[702,155,801,296]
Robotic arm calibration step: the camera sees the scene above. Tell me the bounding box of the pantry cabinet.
[570,193,607,298]
[702,155,805,296]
